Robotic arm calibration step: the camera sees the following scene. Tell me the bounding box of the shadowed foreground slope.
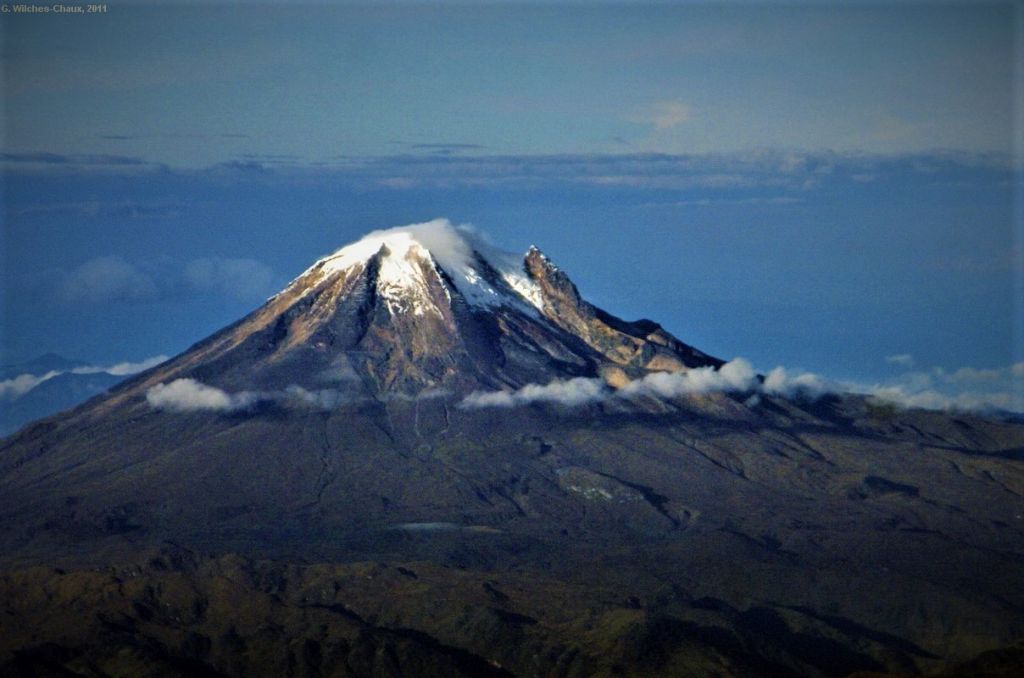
[2,391,1022,677]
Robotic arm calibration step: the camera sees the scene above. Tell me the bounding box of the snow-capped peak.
[291,219,545,314]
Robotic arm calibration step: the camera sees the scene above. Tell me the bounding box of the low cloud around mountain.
[459,358,828,410]
[461,377,606,408]
[144,379,349,413]
[145,379,259,413]
[460,357,1024,416]
[0,355,169,402]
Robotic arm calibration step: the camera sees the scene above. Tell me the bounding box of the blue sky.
[4,3,1017,162]
[2,1,1023,411]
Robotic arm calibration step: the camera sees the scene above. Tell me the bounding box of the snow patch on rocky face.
[286,219,545,315]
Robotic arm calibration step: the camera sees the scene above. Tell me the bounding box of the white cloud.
[885,353,915,367]
[641,196,803,208]
[1,355,169,401]
[461,377,606,409]
[629,100,692,130]
[620,358,758,398]
[70,355,169,376]
[45,255,278,307]
[0,370,62,400]
[462,359,762,409]
[941,366,1005,383]
[887,370,934,391]
[580,173,758,191]
[282,150,1007,193]
[146,378,260,412]
[460,357,1024,416]
[56,256,157,304]
[887,363,1024,389]
[761,366,830,398]
[859,385,1024,415]
[844,358,1024,415]
[145,380,352,412]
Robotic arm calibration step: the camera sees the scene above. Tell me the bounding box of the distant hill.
[0,353,92,380]
[1,354,167,436]
[0,370,124,436]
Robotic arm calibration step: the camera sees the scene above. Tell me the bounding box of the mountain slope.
[1,220,1022,677]
[79,220,717,417]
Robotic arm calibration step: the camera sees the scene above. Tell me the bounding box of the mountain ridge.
[1,220,1023,677]
[71,219,721,418]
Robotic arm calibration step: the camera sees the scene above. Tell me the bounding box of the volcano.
[93,219,721,407]
[2,219,1023,677]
